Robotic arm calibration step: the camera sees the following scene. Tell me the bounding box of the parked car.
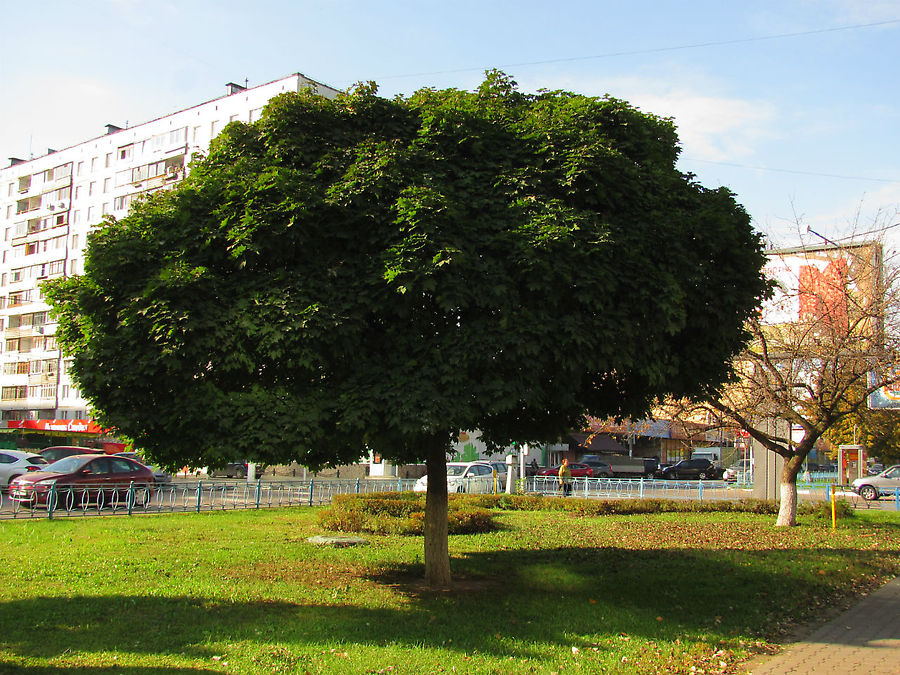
[851,465,900,501]
[724,459,752,482]
[8,454,155,507]
[208,462,251,478]
[579,457,613,478]
[537,463,594,478]
[658,458,724,480]
[488,461,509,486]
[413,461,502,494]
[0,450,48,490]
[39,446,102,463]
[115,452,172,484]
[867,463,885,476]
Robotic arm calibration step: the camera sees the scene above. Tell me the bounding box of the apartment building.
[0,73,340,432]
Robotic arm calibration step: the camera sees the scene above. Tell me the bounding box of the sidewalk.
[744,576,900,674]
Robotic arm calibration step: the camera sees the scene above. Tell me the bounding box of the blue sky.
[2,0,898,247]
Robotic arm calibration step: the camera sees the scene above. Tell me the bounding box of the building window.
[89,181,96,196]
[118,144,133,160]
[105,152,113,168]
[77,161,84,176]
[103,177,111,193]
[1,386,27,400]
[18,175,31,193]
[16,196,41,214]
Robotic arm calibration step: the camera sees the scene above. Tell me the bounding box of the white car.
[723,459,752,482]
[851,465,900,501]
[0,450,49,488]
[413,461,502,494]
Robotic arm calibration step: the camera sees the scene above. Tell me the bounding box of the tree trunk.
[775,455,803,527]
[424,437,451,587]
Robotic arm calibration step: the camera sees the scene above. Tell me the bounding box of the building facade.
[0,73,339,433]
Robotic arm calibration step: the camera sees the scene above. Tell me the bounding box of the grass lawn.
[1,505,899,674]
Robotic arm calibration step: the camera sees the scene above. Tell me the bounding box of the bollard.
[255,479,262,509]
[127,481,134,516]
[895,487,899,512]
[698,480,703,501]
[356,478,361,494]
[196,481,203,513]
[308,479,314,506]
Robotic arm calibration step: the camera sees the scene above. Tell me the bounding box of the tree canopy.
[46,72,767,583]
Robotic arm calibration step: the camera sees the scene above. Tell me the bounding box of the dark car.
[9,454,155,507]
[39,446,103,463]
[579,458,613,478]
[208,462,252,478]
[658,458,723,480]
[537,463,594,478]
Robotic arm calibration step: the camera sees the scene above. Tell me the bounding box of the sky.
[1,0,899,249]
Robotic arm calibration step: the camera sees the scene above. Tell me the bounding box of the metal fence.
[529,476,741,500]
[0,478,418,520]
[2,475,896,520]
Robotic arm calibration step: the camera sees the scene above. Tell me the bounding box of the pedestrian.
[558,458,572,496]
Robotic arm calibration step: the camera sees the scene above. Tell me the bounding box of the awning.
[6,419,107,433]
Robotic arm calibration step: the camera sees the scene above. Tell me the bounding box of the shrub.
[320,490,848,535]
[807,498,855,520]
[319,493,496,535]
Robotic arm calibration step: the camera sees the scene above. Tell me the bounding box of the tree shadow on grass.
[2,545,897,673]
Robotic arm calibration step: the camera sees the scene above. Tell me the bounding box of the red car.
[9,454,155,508]
[537,463,594,478]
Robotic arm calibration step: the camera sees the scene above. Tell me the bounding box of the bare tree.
[674,213,900,526]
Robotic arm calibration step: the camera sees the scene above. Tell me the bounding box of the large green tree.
[46,72,767,585]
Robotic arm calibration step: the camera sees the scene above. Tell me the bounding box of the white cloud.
[625,90,779,162]
[524,72,780,163]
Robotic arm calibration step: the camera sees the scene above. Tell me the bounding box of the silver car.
[413,461,502,494]
[851,465,900,501]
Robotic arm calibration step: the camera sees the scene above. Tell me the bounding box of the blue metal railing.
[2,476,896,520]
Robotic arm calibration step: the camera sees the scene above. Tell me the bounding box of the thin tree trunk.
[775,455,803,527]
[424,437,451,587]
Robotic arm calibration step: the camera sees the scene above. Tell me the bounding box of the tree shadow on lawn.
[1,546,897,671]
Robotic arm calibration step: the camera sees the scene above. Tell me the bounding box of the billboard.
[761,241,882,338]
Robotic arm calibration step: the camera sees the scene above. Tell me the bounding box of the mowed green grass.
[1,506,899,674]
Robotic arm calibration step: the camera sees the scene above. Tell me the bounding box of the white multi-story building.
[0,73,340,434]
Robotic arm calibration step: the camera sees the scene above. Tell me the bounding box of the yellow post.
[831,485,837,530]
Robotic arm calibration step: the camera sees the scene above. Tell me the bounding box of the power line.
[374,18,900,81]
[683,157,900,184]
